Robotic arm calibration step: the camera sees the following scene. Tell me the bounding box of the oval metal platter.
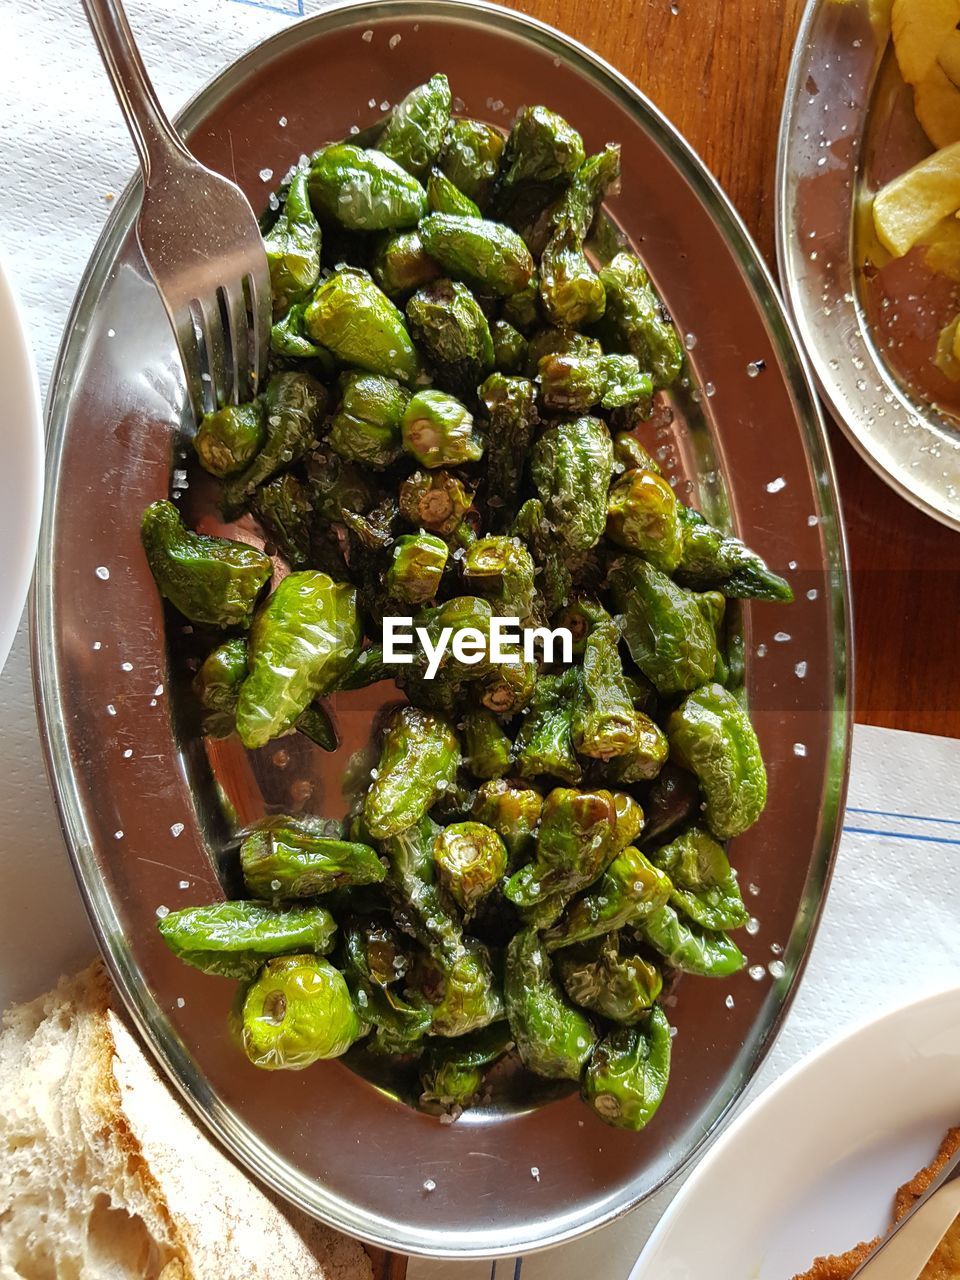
[35,0,850,1258]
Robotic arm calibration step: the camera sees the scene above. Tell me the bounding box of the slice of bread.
[0,960,373,1280]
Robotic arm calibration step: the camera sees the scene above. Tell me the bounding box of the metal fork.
[82,0,272,420]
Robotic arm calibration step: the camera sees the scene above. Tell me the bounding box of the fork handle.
[81,0,192,181]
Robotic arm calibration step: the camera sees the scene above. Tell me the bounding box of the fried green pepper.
[478,373,539,531]
[601,355,654,411]
[240,815,385,898]
[666,682,767,838]
[634,903,745,977]
[582,1006,671,1130]
[363,705,460,839]
[612,791,645,851]
[419,1022,513,1114]
[401,389,483,467]
[557,934,663,1023]
[399,468,475,537]
[594,252,683,388]
[502,275,542,332]
[370,229,441,299]
[384,531,448,604]
[306,451,378,522]
[472,779,543,868]
[342,916,432,1049]
[440,118,505,209]
[327,371,409,469]
[427,166,482,218]
[308,143,427,229]
[613,432,662,474]
[194,401,266,478]
[157,900,337,980]
[504,926,596,1080]
[193,637,248,737]
[252,473,313,568]
[377,74,451,178]
[603,712,670,783]
[606,468,684,573]
[642,763,702,846]
[462,536,535,617]
[236,571,361,750]
[242,954,363,1068]
[263,168,321,313]
[524,326,601,376]
[434,820,508,913]
[513,669,582,785]
[539,144,620,328]
[490,319,527,373]
[462,709,512,780]
[504,785,617,909]
[406,279,494,398]
[427,942,502,1037]
[675,504,794,602]
[270,301,333,363]
[294,700,339,751]
[542,844,672,950]
[609,556,720,696]
[222,370,328,517]
[418,214,535,297]
[529,416,613,553]
[649,826,748,931]
[571,603,643,760]
[141,500,272,629]
[304,268,420,384]
[497,106,585,215]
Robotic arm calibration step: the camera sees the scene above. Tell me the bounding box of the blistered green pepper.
[370,229,441,299]
[419,214,535,297]
[503,275,541,332]
[606,468,684,573]
[236,571,361,750]
[385,531,448,604]
[472,779,543,868]
[612,791,645,851]
[193,637,248,737]
[406,279,494,398]
[488,319,526,373]
[543,844,672,950]
[252,473,313,568]
[270,301,332,362]
[613,432,661,474]
[308,143,427,229]
[364,705,460,839]
[427,166,481,218]
[571,603,643,760]
[419,1022,513,1114]
[304,269,419,384]
[601,355,654,411]
[463,710,512,780]
[504,926,596,1080]
[326,371,408,469]
[222,371,328,517]
[540,144,620,328]
[377,74,451,178]
[427,942,502,1037]
[194,401,266,478]
[497,106,585,213]
[478,373,539,531]
[594,252,683,388]
[513,669,581,785]
[675,504,794,602]
[634,903,745,977]
[604,712,670,783]
[306,451,378,522]
[462,536,535,617]
[582,1007,671,1130]
[263,169,321,313]
[609,556,720,696]
[440,118,505,209]
[529,417,613,553]
[242,954,363,1068]
[504,786,617,909]
[511,497,573,615]
[524,326,601,377]
[434,820,508,913]
[641,764,702,847]
[649,826,748,931]
[342,916,432,1049]
[537,351,605,414]
[557,934,663,1024]
[401,389,484,467]
[399,468,475,537]
[157,900,337,980]
[240,815,384,899]
[295,700,339,751]
[141,500,272,629]
[666,682,767,838]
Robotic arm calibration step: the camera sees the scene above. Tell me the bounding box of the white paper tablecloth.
[2,3,960,1275]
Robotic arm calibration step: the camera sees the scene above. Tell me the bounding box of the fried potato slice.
[873,140,960,255]
[922,214,960,276]
[915,63,960,146]
[891,0,960,85]
[939,28,960,86]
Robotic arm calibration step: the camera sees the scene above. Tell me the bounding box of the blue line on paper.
[514,1260,523,1279]
[230,0,303,14]
[846,806,960,828]
[843,826,960,847]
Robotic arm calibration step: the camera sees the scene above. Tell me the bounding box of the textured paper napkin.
[2,4,959,1274]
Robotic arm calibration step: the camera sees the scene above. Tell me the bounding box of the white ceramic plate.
[630,987,960,1280]
[0,258,42,673]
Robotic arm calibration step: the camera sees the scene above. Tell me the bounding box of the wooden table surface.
[368,1,960,1273]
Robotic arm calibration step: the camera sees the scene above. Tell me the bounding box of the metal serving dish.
[35,0,850,1258]
[778,0,960,531]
